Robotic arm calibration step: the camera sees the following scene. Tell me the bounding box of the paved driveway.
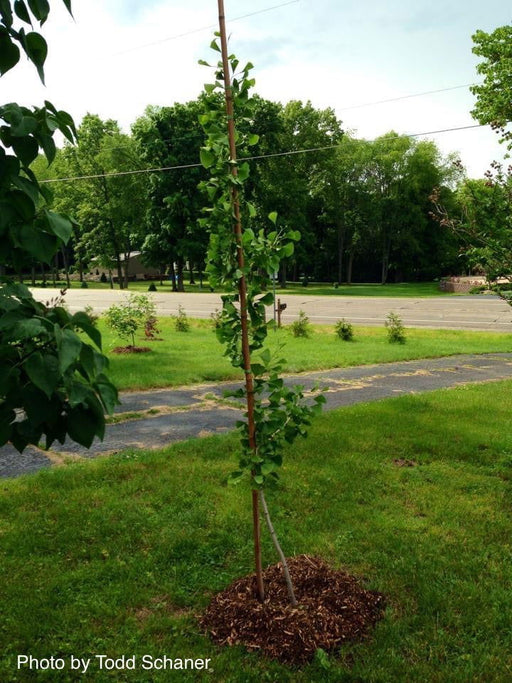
[2,353,512,478]
[30,288,512,332]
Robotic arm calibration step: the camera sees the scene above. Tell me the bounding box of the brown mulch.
[112,346,152,354]
[200,555,385,665]
[393,458,417,467]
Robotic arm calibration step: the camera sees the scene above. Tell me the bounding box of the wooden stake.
[217,0,264,603]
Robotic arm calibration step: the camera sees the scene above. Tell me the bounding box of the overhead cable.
[40,122,487,184]
[338,83,479,111]
[115,0,300,56]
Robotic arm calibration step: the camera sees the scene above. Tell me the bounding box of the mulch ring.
[200,555,385,665]
[112,346,152,354]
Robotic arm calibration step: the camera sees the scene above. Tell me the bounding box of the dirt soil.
[112,346,152,354]
[200,555,385,665]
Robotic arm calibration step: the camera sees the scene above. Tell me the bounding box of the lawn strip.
[0,381,511,681]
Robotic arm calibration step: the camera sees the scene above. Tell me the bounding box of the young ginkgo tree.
[199,2,325,604]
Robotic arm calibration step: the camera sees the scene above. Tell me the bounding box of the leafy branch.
[199,6,325,604]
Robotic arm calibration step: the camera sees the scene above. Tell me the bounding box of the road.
[30,288,512,332]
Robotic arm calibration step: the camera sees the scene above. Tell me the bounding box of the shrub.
[100,272,107,283]
[334,318,354,341]
[148,282,157,292]
[301,276,309,287]
[174,305,190,332]
[80,281,88,289]
[144,315,160,340]
[210,308,222,330]
[105,294,156,347]
[385,311,406,343]
[290,310,311,338]
[83,304,99,327]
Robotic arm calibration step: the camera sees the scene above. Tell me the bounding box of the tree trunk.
[61,246,71,289]
[123,251,129,290]
[189,262,195,285]
[280,262,287,287]
[31,265,36,287]
[115,254,124,289]
[337,219,345,284]
[169,262,177,292]
[381,239,390,285]
[52,253,58,286]
[259,491,297,606]
[347,250,354,284]
[218,0,264,603]
[176,258,185,292]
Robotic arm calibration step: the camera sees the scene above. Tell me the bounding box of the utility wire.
[115,0,300,56]
[338,83,478,111]
[40,122,487,185]
[76,81,483,155]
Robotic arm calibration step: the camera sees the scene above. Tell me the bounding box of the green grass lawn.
[274,281,454,297]
[33,280,456,297]
[100,318,512,391]
[1,381,511,681]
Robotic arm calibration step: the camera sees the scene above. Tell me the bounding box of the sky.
[2,0,511,178]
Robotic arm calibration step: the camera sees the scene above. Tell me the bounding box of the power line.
[338,83,479,111]
[115,0,300,56]
[75,81,484,156]
[40,122,487,185]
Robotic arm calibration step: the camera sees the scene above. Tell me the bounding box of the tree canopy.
[0,0,117,453]
[471,24,512,149]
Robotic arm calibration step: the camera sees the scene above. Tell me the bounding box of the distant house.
[91,252,161,281]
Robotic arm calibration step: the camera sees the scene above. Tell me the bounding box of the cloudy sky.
[3,0,510,177]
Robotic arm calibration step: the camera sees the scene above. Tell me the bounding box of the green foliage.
[83,304,98,326]
[0,0,118,453]
[199,40,324,489]
[174,304,190,332]
[210,308,222,330]
[147,282,157,292]
[471,25,512,149]
[431,163,512,289]
[105,293,155,347]
[0,282,117,451]
[385,311,406,344]
[144,315,160,340]
[334,318,354,341]
[289,310,311,338]
[132,101,209,292]
[50,114,149,288]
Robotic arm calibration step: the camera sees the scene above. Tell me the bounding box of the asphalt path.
[2,353,512,478]
[30,288,512,332]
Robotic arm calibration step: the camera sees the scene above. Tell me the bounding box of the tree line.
[30,94,482,290]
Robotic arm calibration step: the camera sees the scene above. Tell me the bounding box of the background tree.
[471,24,512,150]
[431,163,512,285]
[53,114,148,288]
[0,0,117,452]
[132,101,208,291]
[310,135,373,283]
